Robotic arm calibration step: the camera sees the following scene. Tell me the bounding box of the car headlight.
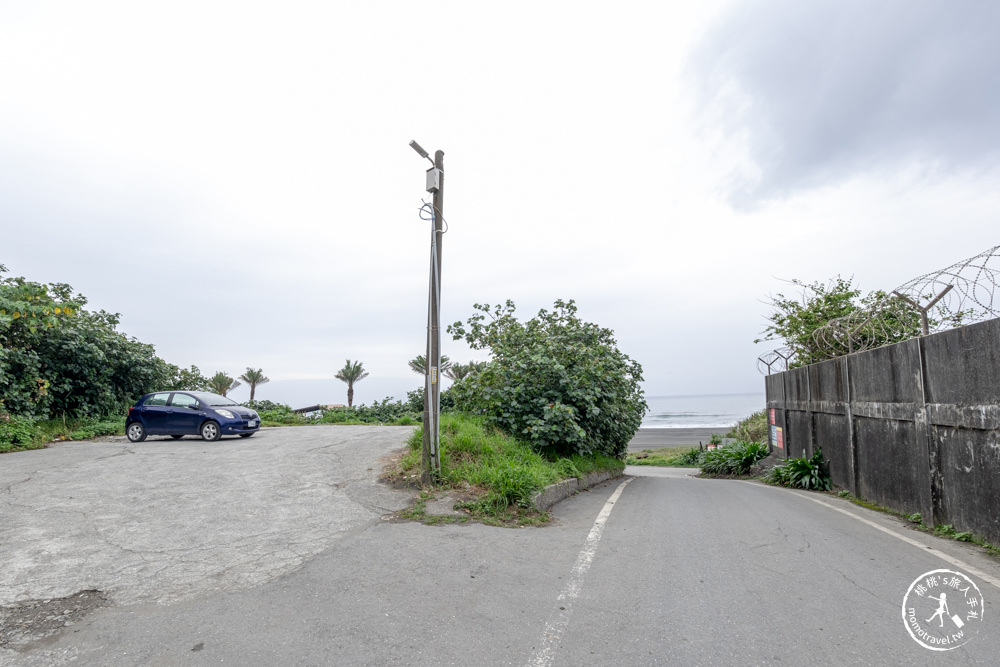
[215,409,236,419]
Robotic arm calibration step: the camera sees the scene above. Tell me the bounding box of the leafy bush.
[447,299,646,459]
[699,441,769,476]
[767,449,832,490]
[0,414,40,452]
[726,409,768,443]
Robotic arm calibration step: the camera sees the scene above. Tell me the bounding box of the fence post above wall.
[914,336,942,526]
[844,355,858,496]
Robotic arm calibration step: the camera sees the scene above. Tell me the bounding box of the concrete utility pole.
[409,140,444,482]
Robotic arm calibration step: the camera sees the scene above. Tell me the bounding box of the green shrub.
[767,449,831,490]
[447,299,646,459]
[699,440,769,476]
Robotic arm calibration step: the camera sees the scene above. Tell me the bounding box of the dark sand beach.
[627,427,726,452]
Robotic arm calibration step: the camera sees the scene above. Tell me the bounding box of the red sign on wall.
[769,408,775,425]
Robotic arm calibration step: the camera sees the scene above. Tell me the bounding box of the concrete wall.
[765,317,1000,546]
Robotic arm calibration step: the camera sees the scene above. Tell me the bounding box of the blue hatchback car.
[126,391,260,442]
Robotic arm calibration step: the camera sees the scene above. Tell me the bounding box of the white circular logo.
[902,569,985,651]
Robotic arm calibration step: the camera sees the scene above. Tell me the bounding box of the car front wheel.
[201,421,221,441]
[127,423,146,443]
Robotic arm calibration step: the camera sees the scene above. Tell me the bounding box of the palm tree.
[408,354,452,375]
[239,367,270,401]
[335,359,369,407]
[207,371,241,397]
[444,360,487,381]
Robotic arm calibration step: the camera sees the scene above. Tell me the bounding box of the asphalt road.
[4,432,1000,665]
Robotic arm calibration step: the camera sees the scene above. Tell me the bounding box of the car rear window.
[145,393,171,407]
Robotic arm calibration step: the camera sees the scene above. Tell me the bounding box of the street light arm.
[409,140,435,166]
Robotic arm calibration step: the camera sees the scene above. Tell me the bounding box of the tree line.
[3,265,649,460]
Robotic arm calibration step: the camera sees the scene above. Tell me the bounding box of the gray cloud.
[687,0,1000,204]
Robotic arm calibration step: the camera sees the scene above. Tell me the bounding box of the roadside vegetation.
[0,415,126,453]
[387,413,624,525]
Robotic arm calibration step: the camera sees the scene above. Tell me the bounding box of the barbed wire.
[757,244,1000,373]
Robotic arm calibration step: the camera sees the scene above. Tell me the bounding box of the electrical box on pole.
[425,167,442,193]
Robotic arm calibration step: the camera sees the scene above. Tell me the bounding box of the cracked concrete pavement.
[0,426,417,609]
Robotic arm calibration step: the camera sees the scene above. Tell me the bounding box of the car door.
[140,393,172,434]
[167,392,204,434]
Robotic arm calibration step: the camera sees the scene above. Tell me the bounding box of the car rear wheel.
[171,435,184,440]
[201,421,221,441]
[239,433,254,438]
[127,423,146,443]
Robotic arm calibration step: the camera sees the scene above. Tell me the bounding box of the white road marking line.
[740,480,1000,591]
[526,477,634,667]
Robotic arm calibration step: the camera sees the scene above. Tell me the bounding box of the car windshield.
[191,392,239,407]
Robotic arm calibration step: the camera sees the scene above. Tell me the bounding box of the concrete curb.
[532,469,624,512]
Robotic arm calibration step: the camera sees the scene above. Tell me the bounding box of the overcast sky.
[2,1,999,408]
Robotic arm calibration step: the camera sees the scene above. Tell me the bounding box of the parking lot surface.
[0,426,416,609]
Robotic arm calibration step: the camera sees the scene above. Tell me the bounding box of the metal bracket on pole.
[893,285,954,336]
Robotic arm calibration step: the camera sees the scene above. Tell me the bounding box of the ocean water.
[642,394,765,429]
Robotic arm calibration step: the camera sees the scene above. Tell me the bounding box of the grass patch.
[626,446,701,467]
[1,414,126,453]
[388,413,624,526]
